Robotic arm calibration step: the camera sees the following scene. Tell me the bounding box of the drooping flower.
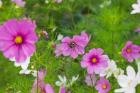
[115,65,140,93]
[55,32,90,58]
[31,69,55,93]
[0,19,38,62]
[131,0,140,14]
[85,74,96,87]
[95,77,111,93]
[11,0,26,7]
[81,48,109,74]
[122,41,140,62]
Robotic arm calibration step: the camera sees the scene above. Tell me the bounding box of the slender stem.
[90,75,94,93]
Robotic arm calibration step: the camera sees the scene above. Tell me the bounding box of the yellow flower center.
[126,48,132,53]
[15,36,23,44]
[92,58,97,63]
[102,84,107,89]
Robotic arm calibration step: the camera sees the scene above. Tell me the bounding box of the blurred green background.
[0,0,140,93]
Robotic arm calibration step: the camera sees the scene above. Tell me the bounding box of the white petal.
[114,88,125,93]
[55,81,62,86]
[127,66,136,80]
[117,75,128,87]
[19,69,31,75]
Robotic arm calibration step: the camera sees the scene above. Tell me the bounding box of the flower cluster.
[1,0,140,93]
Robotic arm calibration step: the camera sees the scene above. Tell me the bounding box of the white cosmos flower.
[131,0,140,14]
[100,60,123,78]
[55,75,79,88]
[114,68,124,79]
[55,75,67,87]
[115,65,140,93]
[10,57,30,70]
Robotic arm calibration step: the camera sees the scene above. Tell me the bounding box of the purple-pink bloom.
[55,32,90,59]
[122,41,140,62]
[95,77,111,93]
[11,0,26,7]
[31,69,55,93]
[85,74,96,87]
[81,48,109,74]
[0,19,38,62]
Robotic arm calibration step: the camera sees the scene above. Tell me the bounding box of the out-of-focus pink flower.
[81,48,109,74]
[0,19,38,62]
[85,74,96,87]
[122,41,140,62]
[55,32,90,59]
[31,69,55,93]
[95,77,111,93]
[11,0,26,7]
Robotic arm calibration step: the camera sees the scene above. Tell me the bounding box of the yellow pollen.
[126,48,132,53]
[92,58,97,63]
[102,84,107,89]
[15,36,23,44]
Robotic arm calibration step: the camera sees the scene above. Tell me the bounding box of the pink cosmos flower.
[0,19,38,62]
[81,48,109,74]
[31,69,55,93]
[55,32,90,58]
[11,0,26,7]
[95,77,111,93]
[122,41,140,62]
[85,74,96,87]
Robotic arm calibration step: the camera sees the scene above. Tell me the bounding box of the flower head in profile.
[31,69,54,93]
[85,74,96,87]
[115,65,140,93]
[81,48,109,74]
[0,19,38,62]
[11,0,26,7]
[55,32,90,59]
[96,77,111,93]
[131,0,140,14]
[122,41,140,62]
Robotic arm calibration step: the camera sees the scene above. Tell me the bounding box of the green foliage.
[0,0,140,93]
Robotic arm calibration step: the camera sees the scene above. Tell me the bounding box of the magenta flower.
[55,32,90,59]
[95,77,111,93]
[11,0,26,7]
[85,74,96,87]
[81,48,109,74]
[0,19,38,62]
[31,69,55,93]
[122,41,140,62]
